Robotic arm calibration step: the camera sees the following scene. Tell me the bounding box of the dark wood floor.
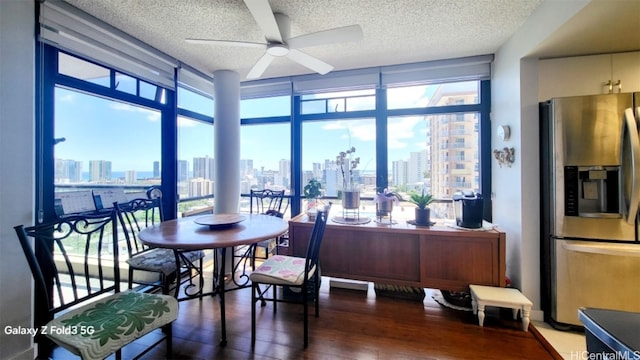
[51,279,559,360]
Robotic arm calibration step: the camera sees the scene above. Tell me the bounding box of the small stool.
[469,284,532,332]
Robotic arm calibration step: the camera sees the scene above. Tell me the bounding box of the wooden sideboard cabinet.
[286,214,506,292]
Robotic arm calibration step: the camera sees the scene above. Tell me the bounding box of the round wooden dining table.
[138,213,288,346]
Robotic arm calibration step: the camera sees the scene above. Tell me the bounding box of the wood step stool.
[469,284,533,331]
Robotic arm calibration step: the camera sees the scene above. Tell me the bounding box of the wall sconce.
[494,147,515,168]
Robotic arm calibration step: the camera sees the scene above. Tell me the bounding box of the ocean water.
[81,171,156,181]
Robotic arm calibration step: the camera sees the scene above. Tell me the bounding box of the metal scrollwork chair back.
[250,189,285,218]
[116,193,205,297]
[14,209,178,360]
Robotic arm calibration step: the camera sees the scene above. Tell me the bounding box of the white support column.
[213,70,240,276]
[213,70,240,214]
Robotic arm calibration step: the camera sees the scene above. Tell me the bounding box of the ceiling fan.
[186,0,363,79]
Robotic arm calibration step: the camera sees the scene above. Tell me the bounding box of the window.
[301,89,375,114]
[58,52,110,87]
[302,118,376,201]
[177,116,215,214]
[240,123,291,194]
[115,72,137,95]
[178,87,214,117]
[387,81,479,109]
[43,44,490,222]
[241,95,290,118]
[386,81,482,220]
[55,87,161,190]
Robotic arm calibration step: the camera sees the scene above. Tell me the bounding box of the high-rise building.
[88,160,112,182]
[125,170,137,184]
[189,178,213,197]
[193,156,214,181]
[391,160,408,187]
[153,161,160,178]
[277,158,290,187]
[54,158,82,183]
[312,162,322,180]
[302,170,315,190]
[177,160,188,181]
[324,168,338,197]
[240,159,254,177]
[407,150,429,186]
[429,83,479,198]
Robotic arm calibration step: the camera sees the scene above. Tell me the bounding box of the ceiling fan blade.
[287,25,363,49]
[185,38,266,48]
[247,53,275,79]
[243,0,283,43]
[286,49,334,75]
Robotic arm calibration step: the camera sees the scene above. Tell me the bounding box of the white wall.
[0,0,36,358]
[491,0,589,320]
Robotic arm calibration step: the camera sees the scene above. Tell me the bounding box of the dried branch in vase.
[336,146,360,191]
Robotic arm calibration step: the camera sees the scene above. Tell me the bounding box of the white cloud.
[177,117,197,127]
[387,86,431,108]
[348,123,375,142]
[110,102,160,122]
[322,122,347,131]
[321,119,376,142]
[388,116,423,149]
[58,93,75,103]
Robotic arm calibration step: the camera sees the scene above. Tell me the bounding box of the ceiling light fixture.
[266,43,289,57]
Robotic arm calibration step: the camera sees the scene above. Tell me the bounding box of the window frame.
[37,45,177,222]
[38,44,491,223]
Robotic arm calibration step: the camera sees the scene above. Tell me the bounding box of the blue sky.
[54,83,466,173]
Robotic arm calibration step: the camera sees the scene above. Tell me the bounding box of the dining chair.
[250,188,285,259]
[250,188,285,218]
[250,203,331,348]
[14,209,178,360]
[116,197,205,296]
[232,189,286,284]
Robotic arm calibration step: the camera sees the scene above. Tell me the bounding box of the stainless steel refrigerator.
[540,93,640,329]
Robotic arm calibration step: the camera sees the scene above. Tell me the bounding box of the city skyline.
[54,81,481,199]
[54,86,437,173]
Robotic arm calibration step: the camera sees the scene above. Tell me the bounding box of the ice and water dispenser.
[564,165,620,218]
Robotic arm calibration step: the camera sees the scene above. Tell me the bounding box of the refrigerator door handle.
[622,108,640,224]
[562,240,640,257]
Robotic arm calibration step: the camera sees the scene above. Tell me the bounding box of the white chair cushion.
[47,290,178,360]
[126,248,204,276]
[249,255,315,286]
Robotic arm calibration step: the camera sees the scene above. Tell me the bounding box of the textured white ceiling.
[63,0,640,82]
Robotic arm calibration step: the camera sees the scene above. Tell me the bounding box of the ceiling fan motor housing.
[266,43,289,57]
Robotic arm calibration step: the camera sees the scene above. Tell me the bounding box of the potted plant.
[374,187,402,218]
[408,189,434,226]
[336,147,361,210]
[303,179,322,219]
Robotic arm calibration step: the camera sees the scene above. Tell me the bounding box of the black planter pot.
[414,208,431,226]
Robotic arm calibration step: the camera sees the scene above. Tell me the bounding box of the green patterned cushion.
[46,290,178,360]
[249,255,315,286]
[127,248,204,275]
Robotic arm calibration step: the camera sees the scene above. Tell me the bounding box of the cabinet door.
[612,52,640,93]
[539,54,611,100]
[420,235,501,291]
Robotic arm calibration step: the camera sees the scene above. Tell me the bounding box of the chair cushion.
[126,248,204,276]
[47,290,178,360]
[249,255,315,286]
[178,249,206,264]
